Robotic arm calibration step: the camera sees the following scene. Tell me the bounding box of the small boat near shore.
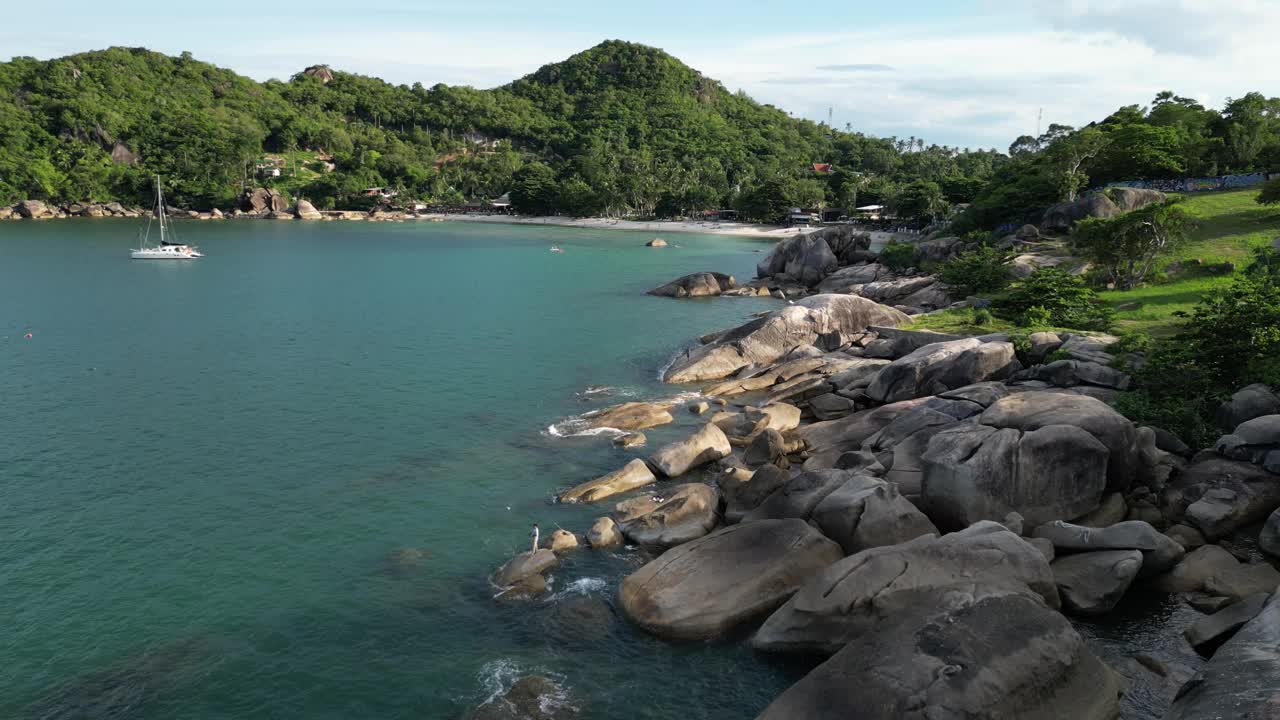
[131,176,202,259]
[550,245,564,253]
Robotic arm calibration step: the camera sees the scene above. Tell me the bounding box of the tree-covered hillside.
[956,92,1280,231]
[0,41,1005,217]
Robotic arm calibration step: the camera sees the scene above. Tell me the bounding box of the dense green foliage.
[1259,177,1280,206]
[1073,199,1192,289]
[937,246,1013,295]
[877,241,919,271]
[1117,253,1280,445]
[0,42,1005,215]
[956,92,1280,231]
[994,267,1115,330]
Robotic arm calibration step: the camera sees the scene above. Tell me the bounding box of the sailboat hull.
[131,247,200,259]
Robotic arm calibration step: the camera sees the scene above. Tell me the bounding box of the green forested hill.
[0,41,1005,216]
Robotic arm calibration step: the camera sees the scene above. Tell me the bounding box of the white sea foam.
[472,659,576,715]
[546,576,607,602]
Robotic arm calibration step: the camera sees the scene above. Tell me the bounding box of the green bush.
[1257,177,1280,206]
[1112,390,1218,451]
[938,246,1013,296]
[972,308,994,326]
[995,267,1115,330]
[1045,348,1075,363]
[1007,329,1033,355]
[878,241,919,271]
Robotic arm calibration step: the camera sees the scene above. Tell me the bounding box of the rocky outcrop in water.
[619,519,842,640]
[647,272,737,298]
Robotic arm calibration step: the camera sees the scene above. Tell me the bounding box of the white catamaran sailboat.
[131,176,203,260]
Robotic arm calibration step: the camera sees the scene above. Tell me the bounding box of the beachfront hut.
[855,204,886,220]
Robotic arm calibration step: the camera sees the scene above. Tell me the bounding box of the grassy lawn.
[1101,188,1280,335]
[906,189,1280,338]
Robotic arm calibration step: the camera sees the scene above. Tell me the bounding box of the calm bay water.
[0,219,802,719]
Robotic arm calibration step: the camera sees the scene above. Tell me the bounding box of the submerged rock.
[494,550,557,589]
[618,519,841,640]
[467,675,578,720]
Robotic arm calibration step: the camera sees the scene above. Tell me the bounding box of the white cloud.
[1023,0,1279,57]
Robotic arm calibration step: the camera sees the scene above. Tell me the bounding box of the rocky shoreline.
[471,224,1280,719]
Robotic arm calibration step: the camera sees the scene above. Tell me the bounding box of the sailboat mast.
[155,176,166,245]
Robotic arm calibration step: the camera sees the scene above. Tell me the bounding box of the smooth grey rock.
[493,550,558,588]
[1011,359,1131,390]
[1032,520,1185,577]
[559,459,657,503]
[1262,507,1280,559]
[1164,456,1280,540]
[866,338,1019,404]
[744,469,850,523]
[1051,550,1143,615]
[619,519,842,640]
[586,517,623,549]
[979,391,1139,492]
[648,422,731,477]
[810,475,938,555]
[619,483,719,548]
[753,522,1057,654]
[798,397,933,470]
[1153,545,1244,594]
[582,401,674,431]
[1183,592,1270,657]
[720,464,790,524]
[921,423,1109,530]
[1167,588,1280,719]
[647,271,736,298]
[756,592,1122,720]
[664,295,910,383]
[1215,383,1280,431]
[1075,492,1127,527]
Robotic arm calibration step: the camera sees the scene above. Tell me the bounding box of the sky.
[3,0,1278,150]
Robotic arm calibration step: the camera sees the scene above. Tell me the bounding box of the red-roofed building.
[811,163,834,175]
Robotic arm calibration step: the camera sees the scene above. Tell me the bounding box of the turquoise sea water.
[0,219,810,719]
[0,219,1199,719]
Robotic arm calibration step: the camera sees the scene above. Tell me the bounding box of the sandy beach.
[416,212,824,239]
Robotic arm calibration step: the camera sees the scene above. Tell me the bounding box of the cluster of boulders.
[492,290,1280,718]
[0,199,144,220]
[695,225,965,314]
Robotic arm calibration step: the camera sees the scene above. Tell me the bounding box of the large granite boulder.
[798,397,933,470]
[618,519,842,640]
[757,592,1122,720]
[618,483,719,548]
[294,199,322,220]
[1215,383,1280,430]
[979,392,1139,491]
[1215,413,1280,473]
[1162,455,1280,540]
[814,262,886,293]
[1032,520,1184,577]
[1183,592,1270,658]
[582,401,674,431]
[15,199,53,219]
[921,423,1109,530]
[241,187,286,213]
[586,517,623,548]
[865,338,1018,404]
[647,272,737,298]
[1041,188,1166,233]
[1262,507,1280,558]
[648,422,732,477]
[861,405,968,497]
[1010,359,1131,391]
[756,232,837,286]
[1166,588,1280,719]
[1051,550,1143,615]
[663,295,909,383]
[753,522,1057,654]
[743,469,850,524]
[559,459,657,503]
[810,475,938,555]
[720,464,790,524]
[493,550,558,588]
